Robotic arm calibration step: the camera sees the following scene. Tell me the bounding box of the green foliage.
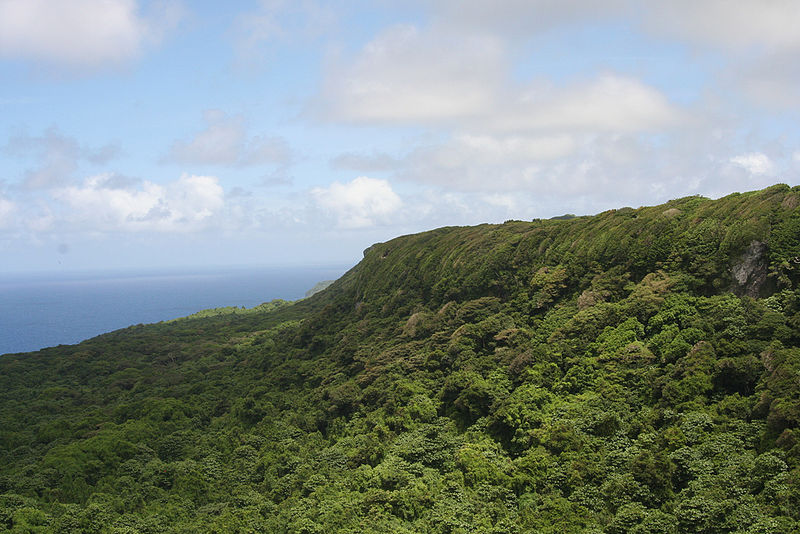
[1,185,799,532]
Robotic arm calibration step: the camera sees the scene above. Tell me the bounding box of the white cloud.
[167,111,243,165]
[493,75,684,133]
[483,193,520,211]
[422,1,800,113]
[642,1,800,112]
[430,0,800,53]
[729,51,800,111]
[319,24,683,133]
[430,0,627,36]
[397,126,727,195]
[0,0,182,68]
[730,152,775,176]
[643,0,800,52]
[3,128,119,189]
[55,173,224,232]
[320,24,506,123]
[395,124,791,209]
[235,0,335,62]
[453,134,575,162]
[311,176,402,229]
[315,20,690,203]
[240,135,293,167]
[311,8,795,213]
[165,110,291,167]
[398,133,576,191]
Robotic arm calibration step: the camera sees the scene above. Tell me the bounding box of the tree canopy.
[1,184,800,532]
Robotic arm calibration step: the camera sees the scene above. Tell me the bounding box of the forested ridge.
[2,184,800,533]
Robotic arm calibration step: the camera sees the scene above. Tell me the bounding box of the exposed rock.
[305,280,335,298]
[782,193,799,210]
[731,240,768,297]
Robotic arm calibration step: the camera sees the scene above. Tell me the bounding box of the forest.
[1,184,800,533]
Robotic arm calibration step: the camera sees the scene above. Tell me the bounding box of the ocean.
[0,265,350,356]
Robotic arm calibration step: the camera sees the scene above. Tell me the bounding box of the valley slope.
[2,184,800,533]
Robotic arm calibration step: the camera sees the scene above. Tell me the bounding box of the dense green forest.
[2,184,800,533]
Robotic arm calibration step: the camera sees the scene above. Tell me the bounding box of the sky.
[1,0,799,273]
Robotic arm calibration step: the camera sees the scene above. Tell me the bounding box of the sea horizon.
[0,264,351,356]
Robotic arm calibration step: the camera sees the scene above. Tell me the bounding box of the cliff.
[1,184,799,532]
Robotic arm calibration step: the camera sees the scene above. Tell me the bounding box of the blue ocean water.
[0,265,349,355]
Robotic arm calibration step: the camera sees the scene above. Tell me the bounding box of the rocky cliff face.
[731,240,769,297]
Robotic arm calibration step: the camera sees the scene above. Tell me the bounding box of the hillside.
[2,184,800,533]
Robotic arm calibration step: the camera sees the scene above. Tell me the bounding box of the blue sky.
[1,0,799,273]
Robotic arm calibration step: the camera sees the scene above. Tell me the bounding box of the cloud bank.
[4,128,120,189]
[165,110,291,167]
[53,173,224,233]
[311,176,402,229]
[0,0,182,68]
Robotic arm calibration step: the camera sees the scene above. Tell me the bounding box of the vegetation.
[305,281,335,298]
[2,184,800,533]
